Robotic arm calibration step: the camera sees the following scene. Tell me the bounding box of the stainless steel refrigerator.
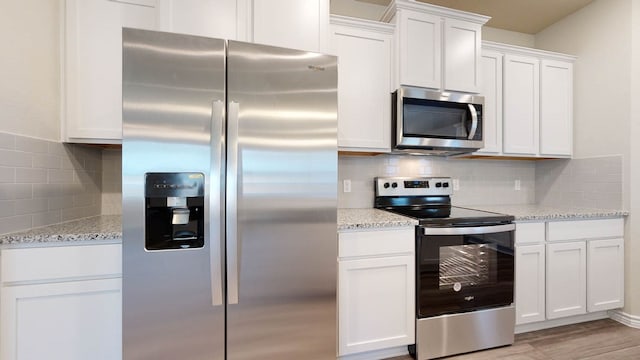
[121,28,337,360]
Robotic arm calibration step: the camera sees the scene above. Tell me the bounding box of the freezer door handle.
[227,101,240,305]
[210,100,225,307]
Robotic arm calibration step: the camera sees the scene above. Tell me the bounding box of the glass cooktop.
[382,206,514,227]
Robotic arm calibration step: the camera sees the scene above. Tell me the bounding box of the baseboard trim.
[609,310,640,328]
[515,311,609,334]
[338,346,409,360]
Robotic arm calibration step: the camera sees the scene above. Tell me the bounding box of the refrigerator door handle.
[227,101,240,305]
[210,100,225,307]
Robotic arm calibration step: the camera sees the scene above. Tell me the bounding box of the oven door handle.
[423,223,515,235]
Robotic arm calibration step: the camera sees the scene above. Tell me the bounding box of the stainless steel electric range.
[374,177,516,360]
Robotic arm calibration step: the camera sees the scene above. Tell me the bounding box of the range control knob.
[442,182,449,188]
[435,182,442,188]
[391,182,398,189]
[383,182,390,189]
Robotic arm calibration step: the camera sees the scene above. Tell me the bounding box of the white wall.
[482,27,535,47]
[0,0,61,141]
[535,0,638,315]
[330,0,387,20]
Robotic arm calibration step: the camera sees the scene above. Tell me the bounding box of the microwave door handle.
[467,104,478,140]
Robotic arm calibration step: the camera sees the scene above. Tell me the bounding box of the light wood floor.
[389,319,640,359]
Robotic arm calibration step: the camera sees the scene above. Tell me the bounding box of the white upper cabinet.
[540,59,573,157]
[330,16,393,153]
[443,18,482,93]
[476,49,502,154]
[503,53,540,155]
[64,0,158,144]
[382,0,489,93]
[157,0,238,39]
[240,0,329,52]
[480,41,575,158]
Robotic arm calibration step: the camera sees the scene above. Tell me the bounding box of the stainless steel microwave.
[392,86,484,156]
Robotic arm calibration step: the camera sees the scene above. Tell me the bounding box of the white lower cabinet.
[1,279,122,360]
[546,241,587,319]
[587,238,624,312]
[515,244,545,324]
[338,228,415,357]
[514,218,624,329]
[0,244,122,360]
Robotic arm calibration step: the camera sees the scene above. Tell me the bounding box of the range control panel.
[375,177,453,197]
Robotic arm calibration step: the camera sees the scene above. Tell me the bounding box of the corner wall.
[0,0,61,141]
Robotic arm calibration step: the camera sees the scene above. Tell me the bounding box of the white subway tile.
[0,215,32,235]
[15,198,48,215]
[33,154,62,169]
[0,149,32,167]
[15,136,50,154]
[32,211,62,228]
[0,184,32,200]
[0,133,16,150]
[16,168,47,183]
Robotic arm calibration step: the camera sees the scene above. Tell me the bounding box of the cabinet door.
[242,0,328,52]
[546,241,586,319]
[65,0,157,143]
[443,18,481,93]
[1,278,122,360]
[540,59,573,157]
[588,238,624,312]
[157,0,238,39]
[397,10,441,89]
[475,49,502,154]
[503,54,539,155]
[338,255,415,356]
[515,244,545,324]
[330,20,392,152]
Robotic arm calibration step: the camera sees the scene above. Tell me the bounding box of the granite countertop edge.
[0,215,123,247]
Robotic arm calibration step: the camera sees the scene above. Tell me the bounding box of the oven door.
[417,223,515,318]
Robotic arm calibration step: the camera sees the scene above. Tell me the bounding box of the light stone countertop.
[0,215,122,246]
[464,204,628,221]
[338,208,418,231]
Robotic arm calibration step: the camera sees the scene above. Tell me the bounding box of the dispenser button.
[383,182,390,189]
[435,182,442,188]
[391,182,398,188]
[442,182,449,188]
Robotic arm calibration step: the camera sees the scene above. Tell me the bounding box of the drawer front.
[339,228,414,258]
[2,244,122,283]
[547,218,624,242]
[515,222,545,244]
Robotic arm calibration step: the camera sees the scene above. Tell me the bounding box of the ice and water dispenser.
[144,172,205,250]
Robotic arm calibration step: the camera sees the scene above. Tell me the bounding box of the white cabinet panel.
[397,10,441,89]
[515,244,545,325]
[245,0,328,52]
[547,218,624,242]
[587,238,624,312]
[546,241,586,319]
[1,279,122,360]
[503,54,540,155]
[444,18,481,93]
[157,0,238,39]
[330,17,393,152]
[540,59,573,157]
[476,49,502,154]
[339,227,413,258]
[515,222,545,245]
[64,0,157,143]
[338,255,414,356]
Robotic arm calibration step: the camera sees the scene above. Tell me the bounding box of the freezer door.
[226,41,338,360]
[122,29,225,360]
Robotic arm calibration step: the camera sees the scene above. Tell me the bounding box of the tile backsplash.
[535,155,622,209]
[0,132,102,234]
[101,149,122,215]
[339,155,536,208]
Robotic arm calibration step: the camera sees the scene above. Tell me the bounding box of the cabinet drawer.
[547,218,623,241]
[515,222,545,244]
[339,228,414,258]
[1,244,122,283]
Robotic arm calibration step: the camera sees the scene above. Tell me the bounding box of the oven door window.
[417,230,514,318]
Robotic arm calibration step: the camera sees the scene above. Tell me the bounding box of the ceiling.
[356,0,594,34]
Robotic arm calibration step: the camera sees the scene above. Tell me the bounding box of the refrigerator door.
[226,41,338,360]
[122,29,226,360]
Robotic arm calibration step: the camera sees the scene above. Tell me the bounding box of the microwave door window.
[403,102,469,139]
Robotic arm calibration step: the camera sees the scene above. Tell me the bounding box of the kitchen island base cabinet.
[338,228,414,357]
[1,279,121,360]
